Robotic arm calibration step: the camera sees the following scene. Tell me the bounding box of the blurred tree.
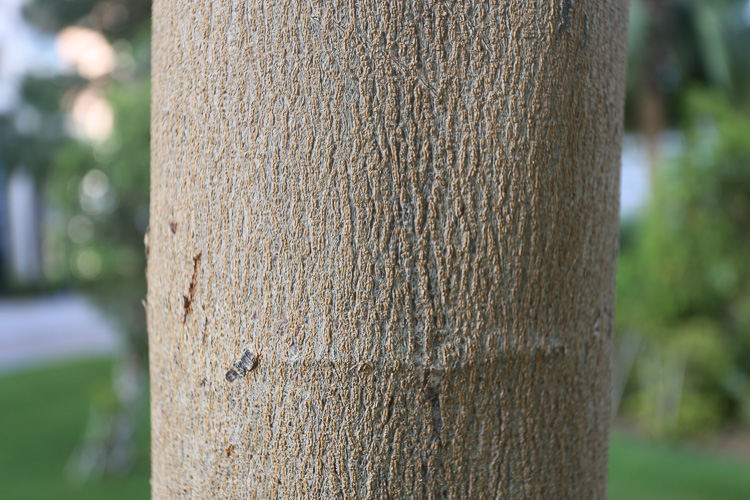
[617,89,750,436]
[0,0,152,478]
[625,0,743,174]
[1,0,151,290]
[48,74,150,358]
[0,77,70,179]
[23,0,150,38]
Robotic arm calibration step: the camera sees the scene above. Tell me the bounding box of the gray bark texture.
[148,1,628,498]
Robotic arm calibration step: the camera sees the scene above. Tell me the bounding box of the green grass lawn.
[0,360,150,500]
[609,432,750,500]
[1,360,749,499]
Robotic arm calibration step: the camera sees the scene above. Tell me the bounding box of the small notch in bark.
[424,384,444,443]
[169,221,178,234]
[593,308,601,339]
[182,252,202,324]
[225,349,260,382]
[287,341,299,358]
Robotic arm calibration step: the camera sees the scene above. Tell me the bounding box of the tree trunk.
[148,1,628,497]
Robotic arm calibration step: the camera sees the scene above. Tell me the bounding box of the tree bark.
[148,1,628,498]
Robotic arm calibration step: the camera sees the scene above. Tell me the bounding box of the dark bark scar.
[182,252,202,324]
[559,0,574,38]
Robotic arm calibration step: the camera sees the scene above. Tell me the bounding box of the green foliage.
[617,89,750,435]
[47,76,150,354]
[0,77,73,181]
[19,4,154,352]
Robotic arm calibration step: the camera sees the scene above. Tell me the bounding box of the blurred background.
[0,1,749,498]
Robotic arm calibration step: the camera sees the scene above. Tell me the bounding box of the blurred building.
[4,168,42,285]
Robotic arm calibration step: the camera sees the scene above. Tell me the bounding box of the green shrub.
[617,89,750,436]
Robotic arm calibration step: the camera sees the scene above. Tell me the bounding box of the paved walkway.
[0,294,120,374]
